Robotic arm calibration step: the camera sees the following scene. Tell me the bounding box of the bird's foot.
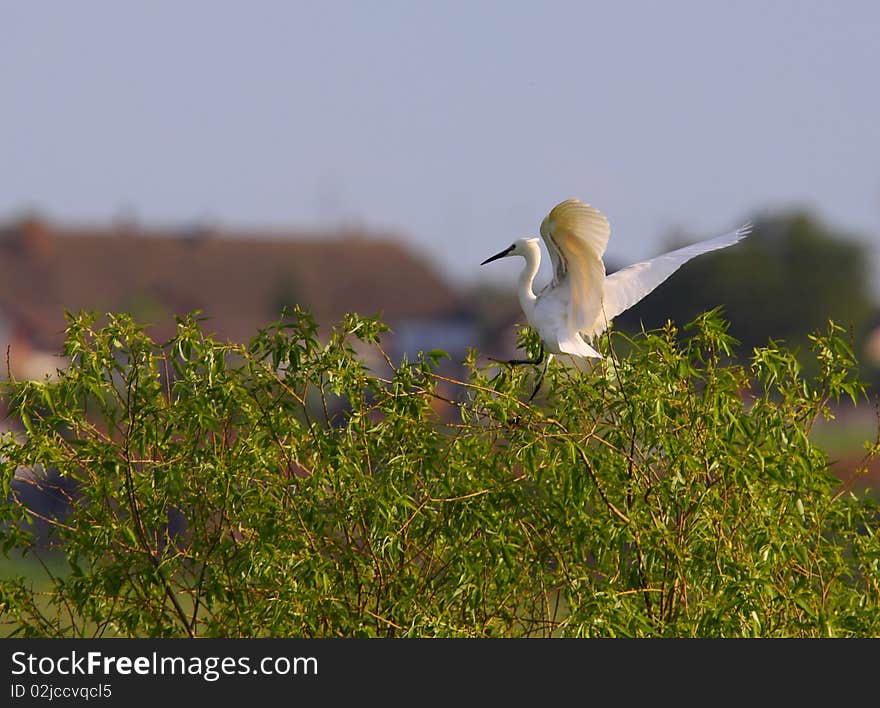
[488,356,544,367]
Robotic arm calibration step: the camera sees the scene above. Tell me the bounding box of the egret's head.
[480,237,539,265]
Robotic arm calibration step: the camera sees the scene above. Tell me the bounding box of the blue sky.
[3,2,879,291]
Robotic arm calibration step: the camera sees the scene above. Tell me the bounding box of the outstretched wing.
[539,198,611,336]
[599,223,752,330]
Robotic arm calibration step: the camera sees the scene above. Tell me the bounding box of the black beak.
[481,245,514,266]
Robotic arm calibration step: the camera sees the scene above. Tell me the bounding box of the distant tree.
[614,211,876,365]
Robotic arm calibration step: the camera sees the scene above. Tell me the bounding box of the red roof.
[0,218,462,348]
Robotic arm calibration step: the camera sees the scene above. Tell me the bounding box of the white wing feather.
[597,223,752,333]
[538,199,611,337]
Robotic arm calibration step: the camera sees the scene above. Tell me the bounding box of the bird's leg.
[527,353,552,403]
[489,343,545,367]
[488,344,550,404]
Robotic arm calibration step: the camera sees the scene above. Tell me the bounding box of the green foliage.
[2,307,879,637]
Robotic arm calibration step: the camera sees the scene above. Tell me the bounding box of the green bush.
[1,308,879,637]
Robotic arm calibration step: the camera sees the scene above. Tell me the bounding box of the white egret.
[481,198,751,400]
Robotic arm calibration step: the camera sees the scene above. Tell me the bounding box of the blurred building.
[0,215,482,380]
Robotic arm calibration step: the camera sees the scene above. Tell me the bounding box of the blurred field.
[1,551,68,586]
[810,401,880,494]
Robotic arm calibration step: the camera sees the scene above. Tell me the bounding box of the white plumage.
[482,198,751,362]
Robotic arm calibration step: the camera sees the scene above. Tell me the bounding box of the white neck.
[517,241,540,318]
